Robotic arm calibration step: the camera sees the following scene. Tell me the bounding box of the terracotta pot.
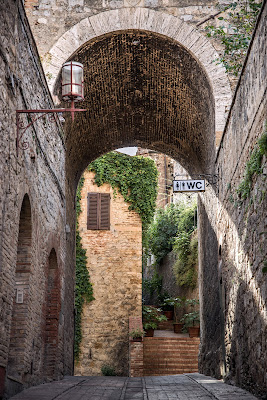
[131,337,143,342]
[145,328,154,337]
[173,322,184,333]
[163,310,174,320]
[188,326,200,338]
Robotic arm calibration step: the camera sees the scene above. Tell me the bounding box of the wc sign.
[173,179,205,192]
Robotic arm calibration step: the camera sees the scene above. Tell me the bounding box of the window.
[87,193,110,230]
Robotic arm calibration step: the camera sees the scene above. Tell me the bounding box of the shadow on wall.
[226,281,266,397]
[221,235,267,398]
[198,196,223,379]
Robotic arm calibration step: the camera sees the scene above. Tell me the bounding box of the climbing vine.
[144,202,197,265]
[227,126,267,207]
[143,202,198,289]
[173,230,198,289]
[88,152,158,228]
[75,177,94,361]
[236,128,267,201]
[75,151,158,359]
[205,0,262,76]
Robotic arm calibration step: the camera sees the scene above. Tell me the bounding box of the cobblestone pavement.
[10,373,258,400]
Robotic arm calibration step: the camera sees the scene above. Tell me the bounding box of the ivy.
[75,177,94,361]
[88,152,158,227]
[75,152,158,360]
[144,203,197,265]
[236,127,267,202]
[173,230,198,289]
[143,272,162,298]
[205,0,262,76]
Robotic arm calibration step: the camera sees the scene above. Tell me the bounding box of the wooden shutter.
[87,193,98,230]
[99,193,110,230]
[87,193,110,230]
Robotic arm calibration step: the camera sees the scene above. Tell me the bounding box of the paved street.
[11,373,257,400]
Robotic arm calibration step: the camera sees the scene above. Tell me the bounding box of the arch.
[43,248,61,379]
[59,30,217,188]
[43,8,232,137]
[7,194,32,382]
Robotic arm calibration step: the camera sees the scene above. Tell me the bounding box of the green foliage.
[237,129,267,202]
[181,311,200,328]
[129,328,145,338]
[142,305,167,330]
[144,203,196,264]
[88,152,158,227]
[143,272,162,298]
[101,365,117,376]
[173,229,198,289]
[75,178,94,361]
[181,299,200,329]
[205,0,262,76]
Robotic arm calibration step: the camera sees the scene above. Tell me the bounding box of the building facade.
[75,170,142,376]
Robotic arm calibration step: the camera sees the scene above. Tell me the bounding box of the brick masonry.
[0,1,74,397]
[74,171,142,377]
[129,316,144,377]
[26,5,232,142]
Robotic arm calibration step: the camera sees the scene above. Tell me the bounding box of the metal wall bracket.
[16,105,86,156]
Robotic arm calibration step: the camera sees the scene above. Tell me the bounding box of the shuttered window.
[87,193,110,230]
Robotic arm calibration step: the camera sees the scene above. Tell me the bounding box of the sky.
[115,147,138,156]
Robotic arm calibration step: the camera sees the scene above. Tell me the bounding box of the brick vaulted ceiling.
[60,30,215,187]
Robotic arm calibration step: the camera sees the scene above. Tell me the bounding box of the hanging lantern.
[62,61,84,102]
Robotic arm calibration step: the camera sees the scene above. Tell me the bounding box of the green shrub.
[101,365,117,376]
[144,202,197,264]
[173,230,198,288]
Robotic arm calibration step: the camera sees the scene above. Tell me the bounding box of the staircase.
[143,335,200,376]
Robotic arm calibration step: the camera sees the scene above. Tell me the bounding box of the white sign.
[173,179,205,192]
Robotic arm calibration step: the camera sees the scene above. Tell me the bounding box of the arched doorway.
[7,194,32,384]
[43,249,61,380]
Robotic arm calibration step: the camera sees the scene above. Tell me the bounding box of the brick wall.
[74,171,142,377]
[129,317,144,377]
[0,1,73,397]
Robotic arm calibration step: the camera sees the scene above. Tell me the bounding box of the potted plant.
[181,311,200,337]
[180,299,200,337]
[142,305,167,337]
[172,297,185,333]
[129,328,145,342]
[160,297,175,320]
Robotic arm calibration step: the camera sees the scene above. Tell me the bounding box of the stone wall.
[0,1,73,397]
[199,2,267,397]
[75,170,142,376]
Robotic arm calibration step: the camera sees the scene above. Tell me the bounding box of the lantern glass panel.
[62,61,84,101]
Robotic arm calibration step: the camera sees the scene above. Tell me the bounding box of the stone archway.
[47,12,231,380]
[43,8,232,142]
[7,194,32,384]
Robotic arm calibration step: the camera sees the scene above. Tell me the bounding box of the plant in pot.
[142,305,167,337]
[181,311,200,337]
[160,296,175,320]
[172,297,186,333]
[129,328,145,342]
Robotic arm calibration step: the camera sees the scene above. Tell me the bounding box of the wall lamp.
[16,61,86,155]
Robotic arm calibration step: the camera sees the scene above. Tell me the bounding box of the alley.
[10,374,257,400]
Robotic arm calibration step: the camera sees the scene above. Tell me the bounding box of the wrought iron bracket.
[16,104,86,156]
